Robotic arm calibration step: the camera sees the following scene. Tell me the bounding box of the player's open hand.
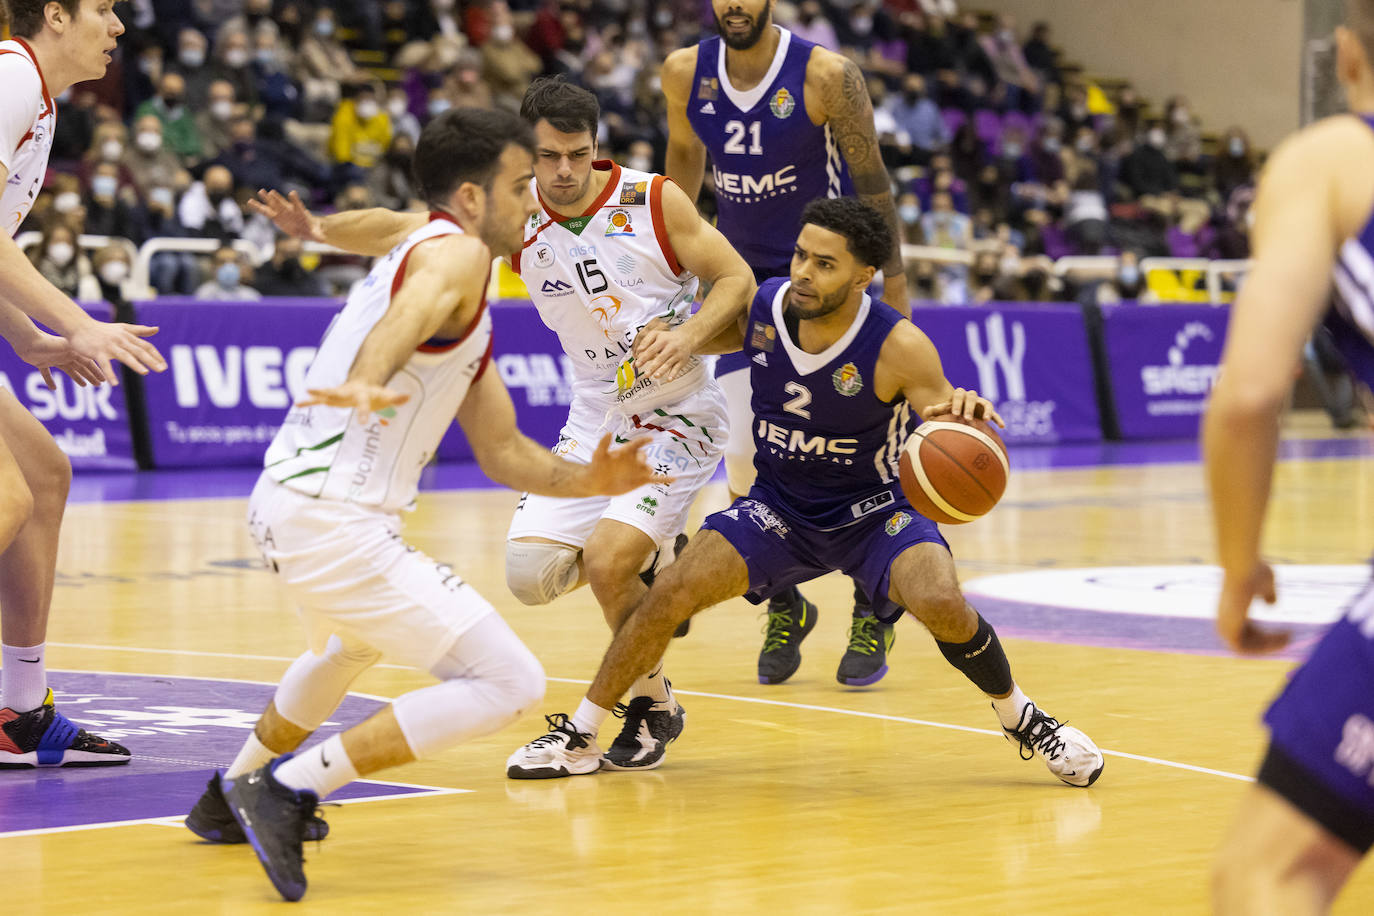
[67,320,165,385]
[297,381,410,419]
[249,189,326,243]
[15,330,105,389]
[632,318,692,381]
[581,432,672,495]
[1216,562,1290,655]
[922,388,1005,427]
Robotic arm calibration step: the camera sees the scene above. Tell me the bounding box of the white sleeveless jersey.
[0,39,55,237]
[513,162,705,414]
[263,214,492,511]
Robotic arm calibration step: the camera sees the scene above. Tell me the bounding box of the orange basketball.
[898,414,1009,524]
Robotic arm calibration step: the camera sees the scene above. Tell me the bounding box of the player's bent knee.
[906,590,968,629]
[505,539,580,605]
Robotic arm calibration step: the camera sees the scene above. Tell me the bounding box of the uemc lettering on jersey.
[757,420,858,461]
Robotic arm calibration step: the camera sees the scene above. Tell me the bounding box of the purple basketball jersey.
[1326,115,1374,387]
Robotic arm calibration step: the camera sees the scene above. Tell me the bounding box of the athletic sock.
[2,643,48,712]
[631,661,672,704]
[571,697,610,737]
[769,586,801,610]
[272,734,357,799]
[991,684,1031,731]
[852,581,872,618]
[226,732,276,779]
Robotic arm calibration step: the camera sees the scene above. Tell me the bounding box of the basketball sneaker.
[506,713,604,779]
[835,614,896,686]
[0,688,131,767]
[186,770,330,844]
[757,591,819,684]
[224,755,323,902]
[1001,701,1105,788]
[601,690,686,771]
[642,533,692,638]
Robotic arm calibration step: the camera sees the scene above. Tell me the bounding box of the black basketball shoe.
[224,755,324,902]
[757,590,819,684]
[186,770,330,844]
[836,614,896,686]
[601,688,686,771]
[0,688,130,767]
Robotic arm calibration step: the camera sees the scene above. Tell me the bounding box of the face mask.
[356,100,380,121]
[898,204,920,224]
[1119,265,1141,287]
[999,254,1019,275]
[627,156,652,172]
[92,175,118,198]
[179,48,205,69]
[1071,104,1087,119]
[314,19,334,38]
[852,16,872,35]
[492,24,515,42]
[255,48,278,67]
[100,261,130,286]
[208,189,231,206]
[1148,129,1166,149]
[975,270,997,285]
[1172,108,1190,125]
[1075,136,1094,154]
[47,242,75,267]
[161,94,184,113]
[654,9,673,27]
[434,0,454,9]
[149,187,175,208]
[1228,137,1245,157]
[388,98,408,118]
[136,131,162,153]
[224,48,249,68]
[138,55,158,75]
[100,139,123,161]
[429,98,452,117]
[211,99,234,121]
[1022,272,1047,296]
[904,90,921,103]
[216,263,241,288]
[54,192,81,213]
[1041,137,1060,154]
[1002,143,1022,158]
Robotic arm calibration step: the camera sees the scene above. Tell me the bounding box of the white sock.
[630,661,671,704]
[570,697,610,737]
[2,643,48,712]
[991,684,1031,730]
[226,732,276,779]
[272,734,358,799]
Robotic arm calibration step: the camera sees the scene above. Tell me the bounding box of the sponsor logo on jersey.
[738,498,790,537]
[712,164,796,201]
[770,87,795,119]
[885,511,913,536]
[619,181,648,206]
[532,241,555,268]
[636,495,659,515]
[569,243,597,258]
[752,352,768,367]
[749,321,776,352]
[832,362,863,396]
[853,491,896,519]
[699,101,716,115]
[615,254,637,275]
[540,278,574,297]
[697,77,719,100]
[591,294,624,341]
[756,420,859,458]
[604,208,635,237]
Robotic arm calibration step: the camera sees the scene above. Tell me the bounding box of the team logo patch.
[605,208,635,236]
[885,511,913,536]
[832,362,863,396]
[620,181,648,206]
[540,277,573,297]
[636,495,659,515]
[739,498,790,538]
[769,87,795,119]
[532,241,555,269]
[697,77,719,100]
[749,321,776,352]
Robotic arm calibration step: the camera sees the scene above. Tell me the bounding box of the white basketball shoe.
[506,713,604,779]
[1001,701,1105,788]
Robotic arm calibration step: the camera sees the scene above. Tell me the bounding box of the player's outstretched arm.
[457,367,663,498]
[1203,118,1361,654]
[812,51,909,315]
[876,321,1003,426]
[249,189,428,257]
[661,48,708,204]
[632,180,756,379]
[298,235,482,417]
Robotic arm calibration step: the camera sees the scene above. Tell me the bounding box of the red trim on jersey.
[632,415,689,441]
[429,210,459,225]
[649,175,683,276]
[11,39,53,114]
[535,160,623,222]
[472,333,496,382]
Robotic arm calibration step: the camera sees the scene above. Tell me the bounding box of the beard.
[715,3,772,51]
[785,282,849,320]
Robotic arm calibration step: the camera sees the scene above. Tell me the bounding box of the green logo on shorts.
[885,511,912,536]
[637,495,659,516]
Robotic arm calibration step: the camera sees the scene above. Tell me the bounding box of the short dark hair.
[6,0,80,38]
[413,107,535,208]
[520,75,600,138]
[799,197,894,271]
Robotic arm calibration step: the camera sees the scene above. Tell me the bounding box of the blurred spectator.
[136,71,201,162]
[84,162,140,239]
[978,15,1041,109]
[896,191,923,245]
[256,236,328,297]
[133,182,201,295]
[969,249,1002,304]
[623,139,655,174]
[223,0,276,38]
[790,2,839,51]
[1120,123,1178,199]
[1115,86,1143,137]
[1065,167,1109,254]
[252,27,302,122]
[903,14,958,77]
[1164,96,1202,162]
[1059,84,1093,136]
[30,224,91,300]
[209,27,260,108]
[297,5,368,120]
[1213,127,1256,200]
[921,191,972,250]
[124,40,165,116]
[78,122,138,193]
[1023,21,1059,86]
[481,4,542,110]
[909,258,944,302]
[91,244,135,305]
[386,86,422,143]
[174,27,214,107]
[367,134,418,210]
[195,80,240,161]
[125,114,182,198]
[179,165,244,240]
[196,245,261,301]
[330,85,392,176]
[884,74,948,160]
[51,88,98,163]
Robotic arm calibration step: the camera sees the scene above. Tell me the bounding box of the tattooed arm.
[808,50,909,316]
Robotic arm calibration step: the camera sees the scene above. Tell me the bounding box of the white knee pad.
[717,365,756,496]
[273,634,382,731]
[505,539,581,606]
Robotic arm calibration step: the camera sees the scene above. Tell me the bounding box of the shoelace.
[761,607,800,653]
[612,696,654,721]
[1007,706,1068,762]
[526,713,584,748]
[846,616,882,656]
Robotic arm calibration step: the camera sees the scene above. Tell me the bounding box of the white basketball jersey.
[263,214,492,511]
[0,39,55,237]
[514,162,704,413]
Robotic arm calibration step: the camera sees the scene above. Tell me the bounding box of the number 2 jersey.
[746,277,912,530]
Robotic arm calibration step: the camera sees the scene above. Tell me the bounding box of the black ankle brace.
[936,613,1013,696]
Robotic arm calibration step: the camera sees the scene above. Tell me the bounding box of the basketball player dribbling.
[663,0,909,686]
[1206,4,1374,911]
[514,197,1103,789]
[182,108,663,902]
[0,0,166,768]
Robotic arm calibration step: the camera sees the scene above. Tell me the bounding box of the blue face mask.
[899,204,920,224]
[91,175,118,198]
[217,263,241,289]
[1119,265,1141,287]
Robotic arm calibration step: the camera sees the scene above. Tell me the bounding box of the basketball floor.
[7,412,1374,913]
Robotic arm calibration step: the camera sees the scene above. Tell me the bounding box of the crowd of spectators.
[9,0,1259,307]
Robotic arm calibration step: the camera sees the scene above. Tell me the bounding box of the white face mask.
[100,261,130,286]
[179,48,206,69]
[492,24,514,42]
[149,187,175,208]
[1148,129,1167,149]
[626,156,652,172]
[428,98,451,117]
[54,192,81,213]
[211,99,234,122]
[100,139,123,161]
[47,242,75,267]
[91,175,119,199]
[224,48,250,69]
[136,131,162,153]
[356,100,380,121]
[388,98,407,117]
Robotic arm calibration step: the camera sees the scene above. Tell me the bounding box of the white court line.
[49,642,1255,783]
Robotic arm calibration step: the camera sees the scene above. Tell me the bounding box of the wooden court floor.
[9,412,1374,913]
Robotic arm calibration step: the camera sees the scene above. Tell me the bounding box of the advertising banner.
[0,302,136,470]
[910,303,1102,444]
[1100,304,1229,439]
